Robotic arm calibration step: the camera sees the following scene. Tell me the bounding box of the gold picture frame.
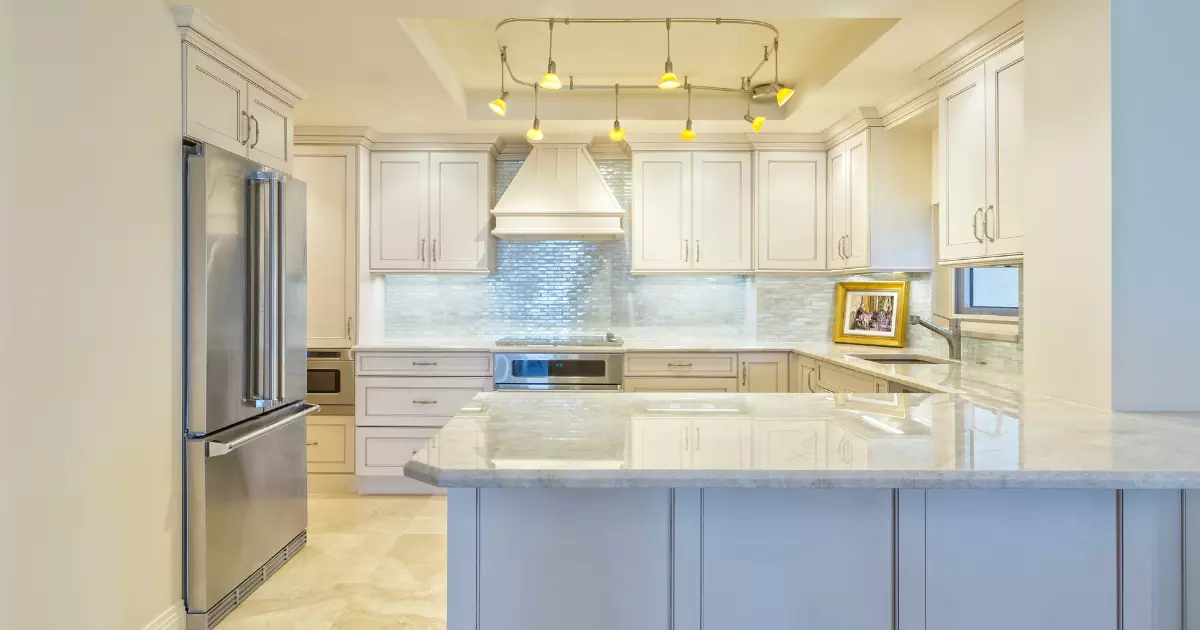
[832,281,909,348]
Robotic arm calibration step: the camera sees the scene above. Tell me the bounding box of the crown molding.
[749,133,826,152]
[295,126,376,148]
[878,87,938,129]
[822,108,883,148]
[919,3,1024,87]
[173,6,307,102]
[625,133,754,152]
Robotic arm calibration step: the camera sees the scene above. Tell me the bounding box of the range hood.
[492,144,625,240]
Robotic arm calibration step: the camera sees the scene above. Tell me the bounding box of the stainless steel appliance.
[493,334,624,391]
[307,349,355,415]
[183,141,317,630]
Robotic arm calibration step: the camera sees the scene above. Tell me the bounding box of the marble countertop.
[404,392,1200,490]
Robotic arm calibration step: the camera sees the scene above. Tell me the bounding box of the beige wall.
[0,1,184,628]
[1022,0,1113,408]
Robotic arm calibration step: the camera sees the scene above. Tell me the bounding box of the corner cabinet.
[632,151,752,273]
[826,127,932,272]
[938,39,1024,265]
[295,145,358,347]
[369,151,493,273]
[755,151,827,271]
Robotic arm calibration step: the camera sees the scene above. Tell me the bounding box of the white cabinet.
[795,355,818,393]
[826,127,932,271]
[754,419,826,469]
[738,352,790,393]
[938,39,1025,264]
[306,415,354,474]
[370,151,492,273]
[624,377,740,393]
[632,151,751,273]
[295,145,357,347]
[755,151,826,271]
[246,83,293,173]
[631,417,690,468]
[630,417,752,469]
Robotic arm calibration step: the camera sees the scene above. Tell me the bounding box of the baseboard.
[308,473,358,494]
[142,601,186,630]
[357,474,446,495]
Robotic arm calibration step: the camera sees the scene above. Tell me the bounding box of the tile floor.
[218,494,448,630]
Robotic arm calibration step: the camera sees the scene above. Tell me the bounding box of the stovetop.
[494,333,624,347]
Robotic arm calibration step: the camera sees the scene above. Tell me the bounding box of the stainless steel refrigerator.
[183,142,317,629]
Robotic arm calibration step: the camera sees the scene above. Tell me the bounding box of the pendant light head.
[488,91,509,116]
[609,84,625,141]
[658,19,680,89]
[540,21,561,89]
[609,122,625,142]
[775,85,795,106]
[744,114,765,133]
[526,118,543,141]
[680,80,695,140]
[681,120,695,141]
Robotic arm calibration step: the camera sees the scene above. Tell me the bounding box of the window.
[955,266,1020,317]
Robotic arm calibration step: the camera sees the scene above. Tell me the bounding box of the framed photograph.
[832,281,909,348]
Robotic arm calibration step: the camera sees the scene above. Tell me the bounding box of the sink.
[844,353,957,365]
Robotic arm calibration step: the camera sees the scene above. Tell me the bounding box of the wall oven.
[493,352,624,391]
[306,349,355,414]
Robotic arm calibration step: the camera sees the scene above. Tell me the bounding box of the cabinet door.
[306,415,354,473]
[623,377,740,393]
[371,152,429,271]
[295,147,357,347]
[984,41,1025,257]
[430,152,491,271]
[692,152,752,272]
[826,141,848,269]
[631,418,690,468]
[356,426,438,476]
[182,45,247,156]
[756,151,826,271]
[246,83,294,174]
[755,419,826,469]
[938,65,988,261]
[844,130,871,269]
[738,352,789,393]
[632,153,692,271]
[691,417,753,470]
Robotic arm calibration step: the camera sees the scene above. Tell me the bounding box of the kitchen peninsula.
[406,389,1200,630]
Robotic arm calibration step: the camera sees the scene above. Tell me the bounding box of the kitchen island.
[406,391,1200,630]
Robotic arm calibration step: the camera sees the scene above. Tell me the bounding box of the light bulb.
[680,120,695,141]
[526,119,543,141]
[609,122,625,142]
[488,92,508,116]
[775,86,795,106]
[744,114,765,133]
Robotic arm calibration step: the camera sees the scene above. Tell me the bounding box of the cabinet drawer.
[357,352,493,376]
[357,377,491,427]
[306,416,354,473]
[624,377,740,393]
[625,353,738,377]
[356,426,438,476]
[815,361,875,393]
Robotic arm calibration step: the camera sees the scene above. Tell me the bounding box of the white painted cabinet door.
[306,415,354,474]
[691,418,752,470]
[984,41,1025,257]
[631,418,690,469]
[738,352,789,393]
[370,152,429,271]
[623,377,740,393]
[826,141,849,269]
[182,44,247,157]
[755,420,826,469]
[755,151,826,271]
[632,153,692,271]
[295,147,357,347]
[246,83,294,174]
[844,130,871,269]
[938,65,988,261]
[691,152,752,272]
[429,152,490,271]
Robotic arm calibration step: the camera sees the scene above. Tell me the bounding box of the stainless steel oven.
[493,352,624,391]
[306,349,355,414]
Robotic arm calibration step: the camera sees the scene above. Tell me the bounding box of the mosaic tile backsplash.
[383,155,1021,370]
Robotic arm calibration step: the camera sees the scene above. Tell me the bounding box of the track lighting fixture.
[609,84,625,142]
[540,19,562,89]
[769,39,794,106]
[744,78,765,133]
[680,80,696,141]
[526,84,543,141]
[489,47,509,116]
[658,19,680,89]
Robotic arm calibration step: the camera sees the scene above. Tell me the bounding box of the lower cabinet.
[624,377,739,393]
[630,417,752,469]
[356,426,438,477]
[624,351,790,393]
[306,415,354,474]
[754,419,826,469]
[739,352,789,392]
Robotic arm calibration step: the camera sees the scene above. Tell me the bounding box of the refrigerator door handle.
[272,174,286,403]
[205,403,320,457]
[246,173,274,405]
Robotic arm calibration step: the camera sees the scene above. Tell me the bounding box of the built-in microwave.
[306,349,354,415]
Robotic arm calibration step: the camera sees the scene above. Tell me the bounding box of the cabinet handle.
[249,114,260,149]
[696,240,700,262]
[984,204,995,242]
[684,239,689,262]
[241,111,251,145]
[346,316,353,340]
[667,362,693,368]
[420,238,425,262]
[843,235,851,259]
[807,370,816,392]
[306,441,318,447]
[412,361,437,366]
[973,208,984,243]
[695,427,700,450]
[741,362,747,386]
[412,399,437,405]
[683,426,689,450]
[433,239,438,261]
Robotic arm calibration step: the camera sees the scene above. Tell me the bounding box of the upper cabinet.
[826,127,933,272]
[755,151,826,271]
[370,151,493,273]
[938,39,1025,265]
[295,145,359,348]
[632,151,752,273]
[175,7,304,174]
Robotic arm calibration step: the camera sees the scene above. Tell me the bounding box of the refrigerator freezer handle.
[205,403,320,457]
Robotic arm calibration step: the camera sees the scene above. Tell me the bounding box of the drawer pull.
[412,361,438,366]
[412,399,438,405]
[667,362,693,368]
[306,441,318,447]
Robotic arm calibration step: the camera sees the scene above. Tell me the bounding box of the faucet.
[909,314,962,360]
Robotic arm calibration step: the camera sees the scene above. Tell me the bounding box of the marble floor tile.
[218,495,447,630]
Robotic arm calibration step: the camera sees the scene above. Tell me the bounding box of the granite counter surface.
[403,391,1200,490]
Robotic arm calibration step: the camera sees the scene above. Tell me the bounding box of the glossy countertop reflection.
[403,392,1200,489]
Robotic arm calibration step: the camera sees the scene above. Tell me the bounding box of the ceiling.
[175,0,1020,137]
